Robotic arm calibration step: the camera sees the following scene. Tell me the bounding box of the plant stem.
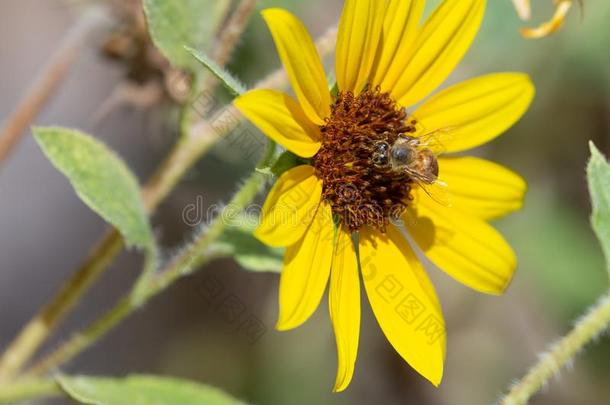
[0,25,337,383]
[0,6,265,383]
[0,230,122,383]
[0,8,106,167]
[202,0,258,92]
[0,379,60,404]
[499,290,610,405]
[26,166,269,377]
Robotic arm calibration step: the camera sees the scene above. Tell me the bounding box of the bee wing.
[415,127,455,155]
[398,161,451,206]
[415,178,452,207]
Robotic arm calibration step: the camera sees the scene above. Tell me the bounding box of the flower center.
[313,88,421,233]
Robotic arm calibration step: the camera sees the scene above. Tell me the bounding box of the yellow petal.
[277,202,334,330]
[360,226,445,386]
[262,8,331,125]
[234,90,321,158]
[415,73,535,153]
[335,0,387,94]
[438,157,527,220]
[329,228,360,392]
[392,0,485,107]
[255,165,322,247]
[373,0,425,91]
[406,194,517,295]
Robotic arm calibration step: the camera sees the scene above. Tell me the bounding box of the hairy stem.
[0,4,270,382]
[0,24,336,383]
[0,231,122,383]
[0,8,105,166]
[0,379,60,404]
[0,121,231,381]
[499,290,610,405]
[202,0,258,91]
[26,165,270,377]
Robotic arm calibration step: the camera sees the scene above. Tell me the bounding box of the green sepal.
[270,151,310,177]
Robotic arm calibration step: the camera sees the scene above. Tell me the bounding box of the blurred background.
[1,0,609,404]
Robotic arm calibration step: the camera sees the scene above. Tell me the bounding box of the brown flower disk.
[313,88,417,232]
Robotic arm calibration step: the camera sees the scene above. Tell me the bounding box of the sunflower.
[234,0,534,392]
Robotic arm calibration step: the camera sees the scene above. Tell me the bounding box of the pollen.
[313,88,417,233]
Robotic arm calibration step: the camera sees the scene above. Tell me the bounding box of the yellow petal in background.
[521,1,572,39]
[360,226,445,386]
[511,0,531,20]
[392,0,485,107]
[277,203,334,331]
[406,195,517,295]
[373,0,425,92]
[335,0,387,94]
[329,228,360,392]
[262,8,331,125]
[234,90,321,158]
[255,165,322,247]
[415,73,535,153]
[438,157,527,220]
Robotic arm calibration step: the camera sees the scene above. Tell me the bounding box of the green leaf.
[57,375,247,405]
[587,142,610,275]
[211,229,284,273]
[209,215,283,273]
[143,0,230,70]
[185,46,247,97]
[34,127,153,250]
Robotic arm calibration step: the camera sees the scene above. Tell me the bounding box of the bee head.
[371,141,390,168]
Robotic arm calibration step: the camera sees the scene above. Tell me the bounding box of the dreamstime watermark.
[181,178,419,231]
[181,196,262,228]
[180,196,410,231]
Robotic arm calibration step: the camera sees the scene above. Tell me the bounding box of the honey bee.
[371,130,452,206]
[371,132,442,184]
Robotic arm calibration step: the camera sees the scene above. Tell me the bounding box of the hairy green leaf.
[57,375,247,405]
[185,46,247,96]
[143,0,230,70]
[34,127,153,250]
[587,142,610,275]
